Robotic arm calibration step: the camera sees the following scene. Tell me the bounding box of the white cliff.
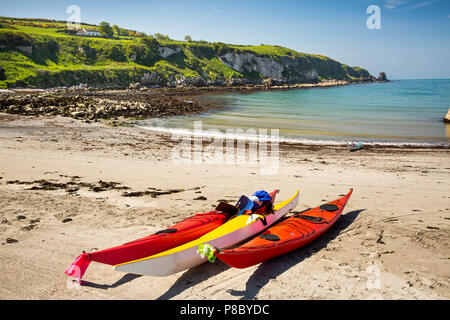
[219,51,318,82]
[157,46,181,58]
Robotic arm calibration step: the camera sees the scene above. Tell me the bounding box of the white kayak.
[114,190,299,276]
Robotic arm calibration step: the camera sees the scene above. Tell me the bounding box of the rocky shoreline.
[0,79,387,121]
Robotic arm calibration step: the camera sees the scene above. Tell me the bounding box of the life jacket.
[249,190,274,214]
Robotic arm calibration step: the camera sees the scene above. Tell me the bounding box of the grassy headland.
[0,17,375,89]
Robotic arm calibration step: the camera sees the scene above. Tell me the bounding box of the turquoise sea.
[140,79,450,146]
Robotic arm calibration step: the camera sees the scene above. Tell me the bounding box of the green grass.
[0,18,372,88]
[3,24,137,44]
[12,25,69,37]
[202,57,242,80]
[233,45,301,58]
[0,51,38,88]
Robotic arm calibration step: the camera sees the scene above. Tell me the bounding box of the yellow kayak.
[114,190,299,276]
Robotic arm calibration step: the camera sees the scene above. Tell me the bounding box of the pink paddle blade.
[65,253,91,282]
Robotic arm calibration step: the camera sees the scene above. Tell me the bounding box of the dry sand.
[0,113,449,300]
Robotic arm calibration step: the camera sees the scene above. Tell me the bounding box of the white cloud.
[384,0,408,9]
[406,0,434,10]
[207,5,221,14]
[384,0,437,10]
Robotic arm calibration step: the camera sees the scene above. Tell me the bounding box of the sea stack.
[377,72,388,82]
[444,108,450,123]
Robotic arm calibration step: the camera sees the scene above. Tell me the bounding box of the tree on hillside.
[112,24,120,36]
[99,21,114,37]
[107,45,126,62]
[139,36,158,48]
[154,33,170,41]
[153,33,164,40]
[136,32,148,37]
[184,35,192,42]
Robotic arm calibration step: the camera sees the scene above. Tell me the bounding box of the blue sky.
[1,0,449,79]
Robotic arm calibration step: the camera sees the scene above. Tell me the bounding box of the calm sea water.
[140,79,450,146]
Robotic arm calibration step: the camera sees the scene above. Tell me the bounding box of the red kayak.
[65,201,238,281]
[214,189,353,269]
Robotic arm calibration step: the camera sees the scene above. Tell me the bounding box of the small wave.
[137,125,450,149]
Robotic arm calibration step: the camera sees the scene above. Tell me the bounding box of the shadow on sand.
[156,258,231,300]
[80,273,142,289]
[226,209,365,300]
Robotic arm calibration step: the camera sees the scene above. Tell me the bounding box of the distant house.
[77,27,101,37]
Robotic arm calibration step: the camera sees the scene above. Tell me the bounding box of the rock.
[157,46,181,58]
[21,224,36,231]
[16,45,33,56]
[221,52,284,80]
[140,72,160,84]
[226,78,246,86]
[376,231,385,244]
[129,82,141,90]
[6,238,19,244]
[377,72,388,82]
[122,191,146,197]
[194,196,207,201]
[90,186,106,192]
[443,108,450,123]
[62,218,73,223]
[263,78,274,87]
[70,111,85,118]
[16,215,27,220]
[65,187,79,193]
[220,52,319,83]
[0,66,6,80]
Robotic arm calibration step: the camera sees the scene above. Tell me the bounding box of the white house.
[77,27,101,37]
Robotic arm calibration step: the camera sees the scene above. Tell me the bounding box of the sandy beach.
[0,112,449,300]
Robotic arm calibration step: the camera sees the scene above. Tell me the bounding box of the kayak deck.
[216,189,353,268]
[113,190,299,276]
